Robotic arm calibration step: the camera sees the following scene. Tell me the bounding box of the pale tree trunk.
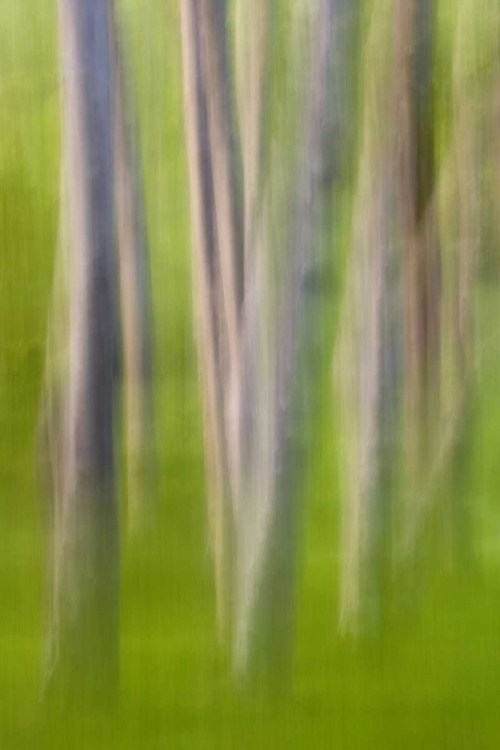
[198,0,244,525]
[41,151,70,696]
[394,0,441,560]
[43,0,119,704]
[180,0,234,642]
[199,0,243,326]
[228,0,273,673]
[232,0,353,678]
[182,0,356,675]
[431,1,484,571]
[397,1,488,565]
[228,0,271,535]
[233,0,270,282]
[336,0,400,636]
[113,29,155,538]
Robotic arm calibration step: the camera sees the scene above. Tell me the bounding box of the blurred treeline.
[2,1,500,748]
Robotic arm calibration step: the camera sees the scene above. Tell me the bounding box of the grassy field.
[2,2,500,748]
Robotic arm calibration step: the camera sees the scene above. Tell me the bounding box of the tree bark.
[232,0,348,678]
[44,0,120,705]
[336,0,400,636]
[180,0,234,642]
[394,0,441,558]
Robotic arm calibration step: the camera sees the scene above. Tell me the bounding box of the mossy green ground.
[2,2,500,747]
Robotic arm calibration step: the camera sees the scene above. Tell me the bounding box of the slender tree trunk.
[198,0,244,523]
[437,2,482,571]
[234,0,270,282]
[44,0,119,704]
[199,0,244,325]
[394,0,441,558]
[337,0,400,636]
[395,1,486,566]
[40,151,71,696]
[180,0,234,642]
[233,0,347,678]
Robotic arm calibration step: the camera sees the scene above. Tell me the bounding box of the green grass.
[2,1,500,747]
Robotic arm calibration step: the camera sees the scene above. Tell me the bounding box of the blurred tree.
[181,0,358,678]
[232,0,362,677]
[394,0,441,562]
[42,0,119,705]
[336,0,399,637]
[180,0,236,644]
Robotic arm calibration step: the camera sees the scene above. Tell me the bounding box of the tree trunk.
[232,0,348,678]
[180,0,234,642]
[234,0,270,282]
[394,0,441,559]
[44,0,119,705]
[336,0,400,636]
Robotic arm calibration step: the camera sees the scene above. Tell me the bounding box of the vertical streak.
[48,0,119,699]
[180,0,232,642]
[199,0,244,478]
[394,0,440,551]
[233,0,342,676]
[337,0,398,635]
[113,28,155,537]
